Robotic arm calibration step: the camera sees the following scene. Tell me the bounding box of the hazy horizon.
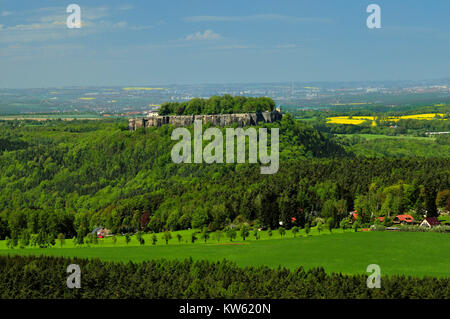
[1,77,450,90]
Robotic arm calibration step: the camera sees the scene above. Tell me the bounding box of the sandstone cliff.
[128,110,282,131]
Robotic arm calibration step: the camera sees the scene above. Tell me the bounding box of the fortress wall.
[128,110,282,131]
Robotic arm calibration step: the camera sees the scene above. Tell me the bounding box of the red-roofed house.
[420,217,440,228]
[375,217,385,222]
[350,211,358,223]
[393,214,415,225]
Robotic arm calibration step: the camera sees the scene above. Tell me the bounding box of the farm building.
[350,211,358,223]
[420,217,441,228]
[393,214,416,225]
[91,227,112,238]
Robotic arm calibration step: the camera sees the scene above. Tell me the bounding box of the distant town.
[0,78,449,117]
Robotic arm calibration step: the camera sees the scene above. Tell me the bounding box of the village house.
[393,214,416,225]
[91,227,112,238]
[420,217,441,228]
[350,211,358,223]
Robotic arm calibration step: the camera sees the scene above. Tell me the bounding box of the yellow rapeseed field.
[327,113,446,125]
[327,116,374,125]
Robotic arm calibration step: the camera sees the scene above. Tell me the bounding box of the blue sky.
[0,0,449,88]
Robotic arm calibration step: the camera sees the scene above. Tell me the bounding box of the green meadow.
[336,133,436,141]
[1,231,449,278]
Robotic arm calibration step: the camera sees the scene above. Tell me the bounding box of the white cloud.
[129,25,154,31]
[1,11,13,17]
[116,21,127,28]
[186,29,221,41]
[0,6,143,44]
[276,44,297,48]
[184,14,332,24]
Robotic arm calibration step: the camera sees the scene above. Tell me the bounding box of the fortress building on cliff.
[128,110,282,131]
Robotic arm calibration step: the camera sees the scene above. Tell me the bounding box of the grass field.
[1,231,449,278]
[339,133,450,157]
[0,227,341,249]
[336,134,436,141]
[0,227,342,251]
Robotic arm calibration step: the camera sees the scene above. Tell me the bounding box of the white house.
[420,217,440,228]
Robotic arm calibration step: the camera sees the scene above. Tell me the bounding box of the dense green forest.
[337,135,450,157]
[0,114,449,245]
[158,95,276,115]
[1,255,448,299]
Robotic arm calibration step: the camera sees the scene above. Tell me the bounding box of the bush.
[398,225,450,233]
[370,225,386,232]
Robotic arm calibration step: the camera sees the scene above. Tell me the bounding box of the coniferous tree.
[292,226,299,238]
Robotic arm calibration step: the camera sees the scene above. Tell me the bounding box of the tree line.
[0,255,448,299]
[158,95,276,115]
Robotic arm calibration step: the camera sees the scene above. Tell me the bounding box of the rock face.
[128,110,282,131]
